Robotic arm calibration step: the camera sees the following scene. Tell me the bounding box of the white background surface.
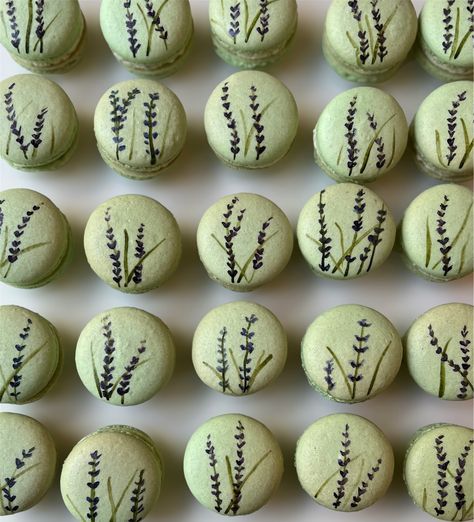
[0,1,472,521]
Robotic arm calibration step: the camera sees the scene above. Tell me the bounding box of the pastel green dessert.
[411,82,473,182]
[404,423,473,521]
[192,301,287,396]
[0,188,71,288]
[76,307,175,406]
[0,75,78,171]
[295,413,394,512]
[301,304,403,403]
[94,79,187,180]
[61,425,163,522]
[322,0,418,83]
[100,0,193,77]
[183,413,283,516]
[209,0,298,68]
[0,412,57,516]
[83,194,182,293]
[297,183,396,280]
[314,87,408,183]
[0,0,86,73]
[0,305,62,404]
[416,0,474,81]
[197,193,293,291]
[399,184,473,282]
[405,303,473,401]
[204,71,298,169]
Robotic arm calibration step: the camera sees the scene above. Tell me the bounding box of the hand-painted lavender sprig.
[442,0,456,54]
[453,439,474,512]
[5,1,20,52]
[239,314,258,393]
[4,83,30,159]
[351,458,382,508]
[251,217,273,272]
[446,91,467,166]
[117,340,147,404]
[110,87,141,160]
[128,469,146,522]
[228,3,241,44]
[436,195,453,277]
[249,85,266,160]
[104,208,122,286]
[221,197,244,283]
[344,189,366,276]
[317,190,332,272]
[434,434,449,517]
[370,0,387,62]
[86,451,101,522]
[348,319,371,399]
[256,0,270,42]
[8,318,32,401]
[324,359,335,391]
[30,107,47,151]
[216,327,229,393]
[206,434,223,513]
[347,1,369,63]
[345,96,359,176]
[365,206,386,272]
[468,0,474,34]
[457,325,471,399]
[221,83,240,159]
[6,203,42,264]
[0,199,5,237]
[35,0,45,53]
[143,92,160,165]
[3,447,35,514]
[367,112,386,169]
[230,420,246,515]
[99,317,116,400]
[332,424,351,509]
[145,1,168,50]
[124,1,141,58]
[132,223,145,285]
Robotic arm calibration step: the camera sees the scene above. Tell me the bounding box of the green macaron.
[100,0,193,77]
[297,183,396,280]
[295,413,394,512]
[399,184,473,282]
[416,0,474,81]
[209,0,298,68]
[83,194,182,294]
[0,412,57,516]
[0,188,71,289]
[192,301,287,396]
[94,79,187,180]
[301,304,403,403]
[411,81,473,182]
[204,71,298,169]
[314,87,408,183]
[61,425,163,522]
[0,74,78,171]
[183,413,284,516]
[322,0,418,83]
[404,423,473,521]
[404,303,473,401]
[0,0,86,73]
[0,305,62,404]
[197,192,293,291]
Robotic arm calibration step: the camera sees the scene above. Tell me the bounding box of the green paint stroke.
[366,339,392,396]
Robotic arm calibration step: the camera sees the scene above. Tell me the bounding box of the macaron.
[61,425,163,521]
[297,183,396,280]
[0,188,71,288]
[183,413,283,516]
[404,423,473,521]
[399,184,473,282]
[75,307,175,406]
[0,74,78,171]
[0,305,62,404]
[416,0,474,81]
[192,301,287,396]
[197,192,293,291]
[301,304,403,403]
[405,303,473,401]
[100,0,193,77]
[0,0,86,73]
[83,194,181,293]
[204,71,298,169]
[314,87,408,183]
[209,0,298,68]
[295,413,394,512]
[322,0,418,83]
[94,79,187,180]
[0,412,57,516]
[411,81,473,182]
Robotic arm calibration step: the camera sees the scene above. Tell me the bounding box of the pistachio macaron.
[0,188,71,288]
[405,303,473,401]
[0,412,57,516]
[192,301,287,396]
[94,79,187,180]
[0,74,78,171]
[411,81,473,182]
[314,87,408,183]
[399,184,473,282]
[0,0,86,73]
[322,0,418,83]
[197,193,293,291]
[416,0,474,81]
[61,425,163,521]
[76,307,175,406]
[209,0,298,68]
[301,304,403,403]
[100,0,193,77]
[183,413,284,516]
[204,71,298,169]
[297,183,396,279]
[83,194,181,293]
[0,305,62,404]
[404,423,473,521]
[295,413,394,512]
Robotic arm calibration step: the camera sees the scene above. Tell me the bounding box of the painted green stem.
[366,340,392,396]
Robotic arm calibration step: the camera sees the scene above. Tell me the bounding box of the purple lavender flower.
[453,439,474,511]
[221,197,244,283]
[239,314,258,393]
[442,0,455,54]
[434,435,449,516]
[7,204,42,264]
[132,223,145,285]
[206,434,223,513]
[348,319,371,399]
[104,208,122,286]
[221,83,240,159]
[366,206,387,272]
[230,421,246,515]
[216,327,229,393]
[446,91,467,166]
[124,1,141,58]
[249,85,266,160]
[345,96,359,176]
[4,83,30,159]
[145,1,168,50]
[3,447,35,514]
[333,424,351,509]
[86,450,101,522]
[128,469,145,522]
[468,0,474,34]
[324,359,335,391]
[110,87,141,160]
[5,1,20,52]
[99,317,116,400]
[317,190,332,272]
[348,0,362,21]
[436,195,453,277]
[351,458,382,508]
[251,217,273,272]
[30,107,47,150]
[8,318,32,401]
[228,3,241,44]
[344,189,366,277]
[370,0,387,62]
[367,112,386,168]
[143,92,160,165]
[0,199,5,237]
[457,325,471,399]
[256,0,270,42]
[117,340,147,404]
[35,0,45,53]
